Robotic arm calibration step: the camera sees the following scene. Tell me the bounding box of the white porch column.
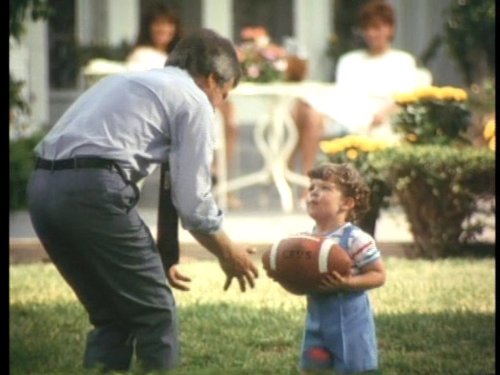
[10,18,50,132]
[77,0,139,45]
[107,0,139,45]
[77,0,106,45]
[201,0,233,39]
[294,0,332,81]
[26,19,50,126]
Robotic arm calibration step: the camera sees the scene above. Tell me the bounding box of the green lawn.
[10,257,495,374]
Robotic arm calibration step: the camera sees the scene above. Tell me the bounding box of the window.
[48,0,78,89]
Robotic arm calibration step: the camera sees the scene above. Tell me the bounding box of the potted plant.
[392,85,471,145]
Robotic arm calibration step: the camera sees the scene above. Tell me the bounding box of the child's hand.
[318,270,351,292]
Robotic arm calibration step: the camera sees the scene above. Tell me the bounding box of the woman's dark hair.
[358,0,396,29]
[166,28,242,87]
[134,3,182,53]
[308,163,370,223]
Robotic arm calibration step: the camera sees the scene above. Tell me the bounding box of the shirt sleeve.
[168,99,223,233]
[348,229,381,268]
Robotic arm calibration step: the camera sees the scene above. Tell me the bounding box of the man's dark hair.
[166,28,242,87]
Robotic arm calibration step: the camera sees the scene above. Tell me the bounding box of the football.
[262,234,353,295]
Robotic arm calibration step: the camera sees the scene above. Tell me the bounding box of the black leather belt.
[34,156,141,212]
[35,157,115,171]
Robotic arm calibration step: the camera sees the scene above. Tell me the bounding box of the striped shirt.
[317,223,380,274]
[34,66,223,233]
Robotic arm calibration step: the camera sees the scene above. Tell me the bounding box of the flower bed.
[392,86,471,145]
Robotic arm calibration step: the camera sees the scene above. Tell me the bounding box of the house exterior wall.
[392,0,464,86]
[294,0,332,81]
[76,0,138,45]
[11,0,466,132]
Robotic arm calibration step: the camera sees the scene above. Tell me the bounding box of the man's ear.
[207,73,219,89]
[194,75,209,90]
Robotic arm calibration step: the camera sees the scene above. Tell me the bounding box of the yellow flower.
[320,135,393,156]
[483,118,495,140]
[406,133,418,142]
[432,87,447,100]
[452,88,468,101]
[394,92,417,105]
[319,140,343,154]
[413,86,436,101]
[398,85,468,103]
[489,135,495,151]
[346,148,358,160]
[439,86,468,101]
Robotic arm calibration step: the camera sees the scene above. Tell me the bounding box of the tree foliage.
[443,0,495,85]
[10,0,51,41]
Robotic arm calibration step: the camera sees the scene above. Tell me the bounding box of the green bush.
[371,145,495,258]
[10,130,47,211]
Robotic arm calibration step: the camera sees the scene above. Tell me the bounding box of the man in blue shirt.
[27,28,259,373]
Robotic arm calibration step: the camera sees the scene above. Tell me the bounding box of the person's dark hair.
[358,0,395,29]
[308,163,370,223]
[135,3,182,53]
[166,28,242,87]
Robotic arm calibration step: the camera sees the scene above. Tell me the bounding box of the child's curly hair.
[307,162,371,223]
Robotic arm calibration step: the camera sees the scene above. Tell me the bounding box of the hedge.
[10,130,46,211]
[370,145,495,258]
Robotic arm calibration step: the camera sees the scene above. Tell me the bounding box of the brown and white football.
[262,234,353,295]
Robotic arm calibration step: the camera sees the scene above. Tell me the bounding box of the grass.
[10,257,495,374]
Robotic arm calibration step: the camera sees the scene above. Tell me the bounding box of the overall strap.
[339,224,355,250]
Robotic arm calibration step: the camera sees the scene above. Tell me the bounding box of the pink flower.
[247,64,260,78]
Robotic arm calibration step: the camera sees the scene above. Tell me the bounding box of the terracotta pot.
[286,55,308,82]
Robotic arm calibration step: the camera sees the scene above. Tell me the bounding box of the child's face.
[306,178,353,224]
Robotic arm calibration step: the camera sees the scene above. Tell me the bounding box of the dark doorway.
[232,0,293,45]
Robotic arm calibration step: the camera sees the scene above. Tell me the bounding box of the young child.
[300,162,386,374]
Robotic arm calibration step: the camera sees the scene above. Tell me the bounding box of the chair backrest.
[79,58,128,90]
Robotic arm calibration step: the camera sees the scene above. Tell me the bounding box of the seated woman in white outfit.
[126,3,182,71]
[290,0,428,199]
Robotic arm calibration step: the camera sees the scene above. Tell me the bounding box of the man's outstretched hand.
[219,246,259,292]
[188,230,259,293]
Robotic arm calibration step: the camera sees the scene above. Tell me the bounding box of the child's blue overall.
[300,225,378,373]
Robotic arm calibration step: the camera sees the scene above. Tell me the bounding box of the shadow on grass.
[451,242,496,258]
[10,302,495,375]
[401,242,496,260]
